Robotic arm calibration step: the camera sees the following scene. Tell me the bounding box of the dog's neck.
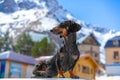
[60,32,80,72]
[64,33,76,44]
[63,33,79,55]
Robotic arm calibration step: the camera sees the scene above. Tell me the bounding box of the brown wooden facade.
[78,33,100,64]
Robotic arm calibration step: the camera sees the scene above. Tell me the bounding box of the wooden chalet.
[77,32,101,64]
[105,36,120,76]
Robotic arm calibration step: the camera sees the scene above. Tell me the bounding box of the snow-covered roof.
[35,56,53,62]
[111,36,120,40]
[0,51,37,65]
[105,36,120,48]
[77,32,90,44]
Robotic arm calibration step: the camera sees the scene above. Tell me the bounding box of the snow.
[0,0,4,4]
[0,77,119,80]
[100,53,106,64]
[0,8,49,36]
[14,0,23,3]
[0,14,13,24]
[96,76,120,80]
[0,24,10,32]
[32,0,41,5]
[66,13,74,20]
[38,17,58,31]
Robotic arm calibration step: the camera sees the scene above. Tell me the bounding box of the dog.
[32,20,81,78]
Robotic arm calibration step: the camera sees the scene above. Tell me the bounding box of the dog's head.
[50,20,81,38]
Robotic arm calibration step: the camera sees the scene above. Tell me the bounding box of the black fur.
[60,33,80,71]
[56,20,81,35]
[32,20,81,78]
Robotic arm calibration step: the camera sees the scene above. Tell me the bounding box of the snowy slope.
[0,0,120,64]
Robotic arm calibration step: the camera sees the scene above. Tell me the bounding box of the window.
[96,60,99,64]
[82,65,90,74]
[94,53,98,57]
[9,62,22,78]
[113,40,119,46]
[113,51,119,59]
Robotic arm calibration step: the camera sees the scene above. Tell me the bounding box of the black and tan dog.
[32,20,81,78]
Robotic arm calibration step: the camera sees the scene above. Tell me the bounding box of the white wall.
[106,65,120,76]
[26,65,34,78]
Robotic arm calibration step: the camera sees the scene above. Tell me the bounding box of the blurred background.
[0,0,120,79]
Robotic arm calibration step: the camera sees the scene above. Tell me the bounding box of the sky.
[57,0,120,31]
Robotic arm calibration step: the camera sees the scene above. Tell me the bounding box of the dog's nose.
[60,35,62,38]
[50,29,53,32]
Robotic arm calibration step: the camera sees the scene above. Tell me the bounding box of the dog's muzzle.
[50,29,62,35]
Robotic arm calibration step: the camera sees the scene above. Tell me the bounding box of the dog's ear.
[68,21,82,33]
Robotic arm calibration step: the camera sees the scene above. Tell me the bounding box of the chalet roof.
[105,36,120,48]
[77,32,101,46]
[79,54,105,73]
[111,36,120,40]
[0,51,37,65]
[79,54,98,67]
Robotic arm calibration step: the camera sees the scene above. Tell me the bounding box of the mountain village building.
[72,54,104,79]
[77,33,101,64]
[0,51,37,78]
[105,36,120,76]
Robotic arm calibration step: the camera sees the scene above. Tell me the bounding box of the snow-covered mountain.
[0,0,76,37]
[0,0,120,64]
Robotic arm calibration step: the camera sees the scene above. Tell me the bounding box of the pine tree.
[31,37,54,58]
[13,33,34,56]
[13,33,55,57]
[0,38,4,52]
[0,31,11,52]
